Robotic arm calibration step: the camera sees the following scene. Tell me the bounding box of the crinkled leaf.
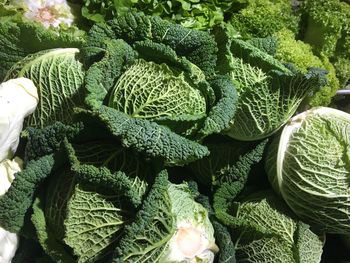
[213,139,268,228]
[6,48,85,128]
[64,183,133,263]
[82,12,217,78]
[0,21,84,81]
[31,197,75,263]
[0,154,64,233]
[108,58,207,120]
[229,191,323,263]
[74,107,209,166]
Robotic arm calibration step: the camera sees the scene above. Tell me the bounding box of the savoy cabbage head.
[266,107,350,235]
[0,120,220,263]
[214,25,327,141]
[80,12,238,166]
[229,190,324,263]
[112,170,218,263]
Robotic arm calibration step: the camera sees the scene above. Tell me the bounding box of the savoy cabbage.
[266,107,350,235]
[79,12,238,166]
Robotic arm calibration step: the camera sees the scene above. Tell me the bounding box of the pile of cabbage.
[0,0,350,262]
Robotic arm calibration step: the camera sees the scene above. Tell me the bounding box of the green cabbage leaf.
[229,190,324,263]
[5,48,85,128]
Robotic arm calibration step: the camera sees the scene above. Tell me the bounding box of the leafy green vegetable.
[229,0,300,39]
[5,48,85,128]
[0,20,84,81]
[81,0,233,30]
[81,12,237,165]
[113,170,218,263]
[215,27,327,141]
[229,190,324,263]
[266,107,350,235]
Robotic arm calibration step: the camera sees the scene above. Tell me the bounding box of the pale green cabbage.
[266,107,350,234]
[5,48,85,128]
[231,191,324,263]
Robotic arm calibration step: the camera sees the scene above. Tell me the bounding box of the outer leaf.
[228,191,323,263]
[197,75,238,139]
[83,39,137,109]
[213,139,268,228]
[24,122,82,162]
[31,197,75,263]
[212,220,236,263]
[5,48,85,128]
[0,21,84,81]
[215,28,328,141]
[74,107,210,166]
[63,139,148,207]
[226,65,327,141]
[66,138,153,204]
[294,222,324,263]
[0,154,64,233]
[112,170,175,263]
[64,183,132,263]
[189,137,259,186]
[228,38,290,74]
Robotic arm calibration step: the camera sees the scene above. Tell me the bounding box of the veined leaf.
[64,183,132,263]
[5,48,85,128]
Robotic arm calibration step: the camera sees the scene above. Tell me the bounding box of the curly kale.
[301,0,350,57]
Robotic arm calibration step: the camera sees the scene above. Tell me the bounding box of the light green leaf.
[108,59,206,120]
[64,183,132,263]
[5,48,85,128]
